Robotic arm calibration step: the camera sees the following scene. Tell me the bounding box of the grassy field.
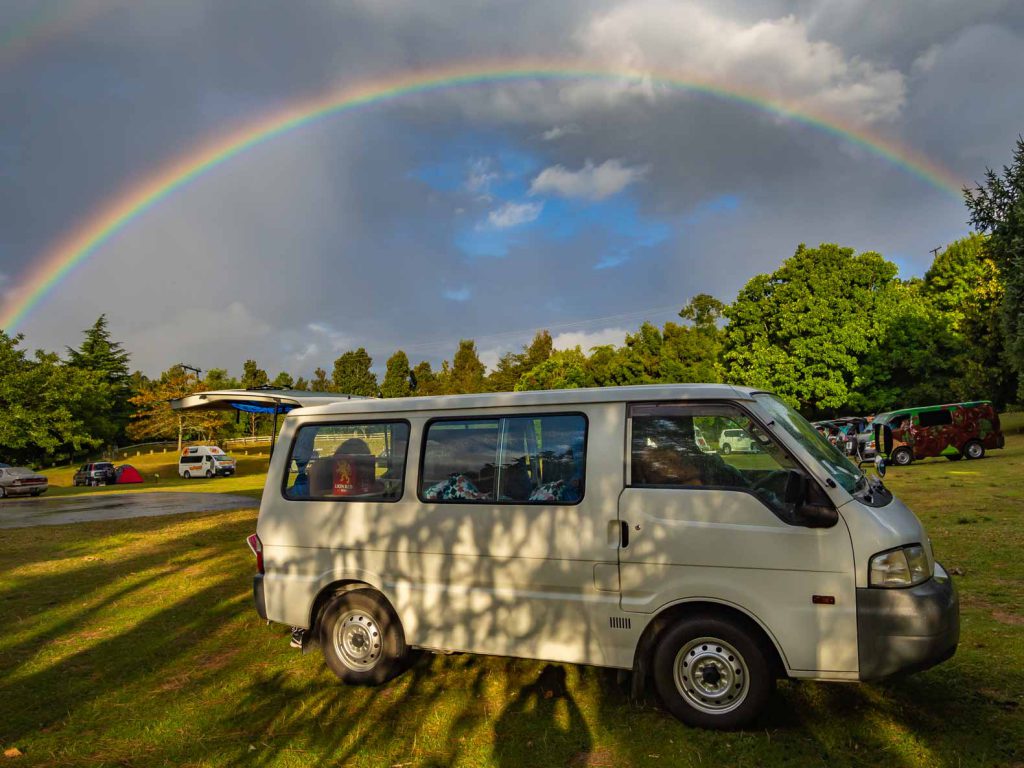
[37,449,271,499]
[1,419,1022,766]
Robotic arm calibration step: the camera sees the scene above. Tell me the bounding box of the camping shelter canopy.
[169,388,373,454]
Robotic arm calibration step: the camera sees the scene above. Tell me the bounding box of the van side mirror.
[786,470,839,528]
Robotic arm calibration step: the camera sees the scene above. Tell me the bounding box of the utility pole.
[177,364,202,453]
[929,246,942,260]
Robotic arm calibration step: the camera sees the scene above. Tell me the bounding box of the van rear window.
[420,414,586,504]
[283,421,409,502]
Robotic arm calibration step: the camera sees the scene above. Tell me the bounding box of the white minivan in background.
[243,385,958,729]
[178,445,236,478]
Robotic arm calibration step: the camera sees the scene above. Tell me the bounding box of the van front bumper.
[253,575,268,620]
[857,563,959,681]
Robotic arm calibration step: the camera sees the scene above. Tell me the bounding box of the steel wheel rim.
[333,609,383,671]
[895,450,911,465]
[966,443,982,458]
[673,636,750,715]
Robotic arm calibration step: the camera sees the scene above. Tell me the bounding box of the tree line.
[3,136,1022,466]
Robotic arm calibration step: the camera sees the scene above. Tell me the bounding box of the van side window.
[630,403,800,518]
[283,421,409,502]
[918,409,953,428]
[420,414,586,504]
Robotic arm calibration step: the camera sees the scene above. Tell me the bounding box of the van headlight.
[869,545,931,588]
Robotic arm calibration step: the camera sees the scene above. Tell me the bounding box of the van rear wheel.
[183,471,191,479]
[653,615,773,730]
[319,589,409,686]
[963,440,985,460]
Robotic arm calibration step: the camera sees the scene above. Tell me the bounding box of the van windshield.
[753,393,865,494]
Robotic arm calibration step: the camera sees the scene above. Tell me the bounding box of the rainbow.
[0,61,969,332]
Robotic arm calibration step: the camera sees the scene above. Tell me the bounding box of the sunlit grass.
[37,449,270,499]
[1,429,1022,766]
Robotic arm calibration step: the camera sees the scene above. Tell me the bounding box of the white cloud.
[306,321,353,352]
[486,201,544,228]
[443,286,472,302]
[541,124,582,141]
[464,157,498,197]
[576,0,906,124]
[551,326,630,351]
[530,159,648,201]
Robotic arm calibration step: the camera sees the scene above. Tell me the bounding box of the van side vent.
[609,616,631,630]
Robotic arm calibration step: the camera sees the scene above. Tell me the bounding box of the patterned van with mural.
[874,401,1005,466]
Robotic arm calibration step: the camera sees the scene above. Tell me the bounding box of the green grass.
[1,433,1022,766]
[38,449,270,499]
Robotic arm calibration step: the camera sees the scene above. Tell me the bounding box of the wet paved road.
[0,492,258,529]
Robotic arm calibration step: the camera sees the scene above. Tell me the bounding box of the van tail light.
[246,533,264,574]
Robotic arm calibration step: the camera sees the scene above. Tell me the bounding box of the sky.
[1,0,1023,378]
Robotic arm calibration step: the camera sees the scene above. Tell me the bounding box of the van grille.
[609,616,631,630]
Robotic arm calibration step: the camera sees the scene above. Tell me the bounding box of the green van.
[874,401,1004,466]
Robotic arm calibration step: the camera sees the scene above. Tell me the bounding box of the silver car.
[0,466,49,498]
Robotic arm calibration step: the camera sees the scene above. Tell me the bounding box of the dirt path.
[0,492,257,528]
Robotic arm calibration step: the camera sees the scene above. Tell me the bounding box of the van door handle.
[620,520,629,548]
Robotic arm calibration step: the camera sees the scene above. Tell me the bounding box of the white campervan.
[177,445,236,478]
[244,385,958,729]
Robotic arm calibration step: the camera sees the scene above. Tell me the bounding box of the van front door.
[618,402,858,674]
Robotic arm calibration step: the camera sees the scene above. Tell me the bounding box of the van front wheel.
[653,615,773,730]
[891,447,913,466]
[320,589,408,686]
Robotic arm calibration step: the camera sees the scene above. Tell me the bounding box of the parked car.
[874,401,1004,466]
[718,427,759,454]
[178,446,236,478]
[0,466,49,497]
[73,462,116,487]
[219,384,957,730]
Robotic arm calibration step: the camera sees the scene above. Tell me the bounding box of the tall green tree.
[332,348,378,396]
[722,243,898,412]
[381,350,413,398]
[271,371,295,389]
[310,367,332,392]
[847,282,960,412]
[66,314,132,445]
[488,331,554,392]
[240,360,270,436]
[924,234,1015,404]
[1,332,109,464]
[128,365,223,444]
[964,136,1024,400]
[449,340,486,394]
[294,376,309,391]
[516,347,591,391]
[411,361,441,395]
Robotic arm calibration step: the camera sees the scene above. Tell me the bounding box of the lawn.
[37,449,271,499]
[1,422,1022,766]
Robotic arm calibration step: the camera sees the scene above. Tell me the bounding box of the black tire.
[319,589,409,686]
[0,486,6,499]
[205,469,213,479]
[721,443,732,455]
[184,471,191,479]
[652,614,774,730]
[946,453,963,462]
[963,440,985,460]
[892,447,913,466]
